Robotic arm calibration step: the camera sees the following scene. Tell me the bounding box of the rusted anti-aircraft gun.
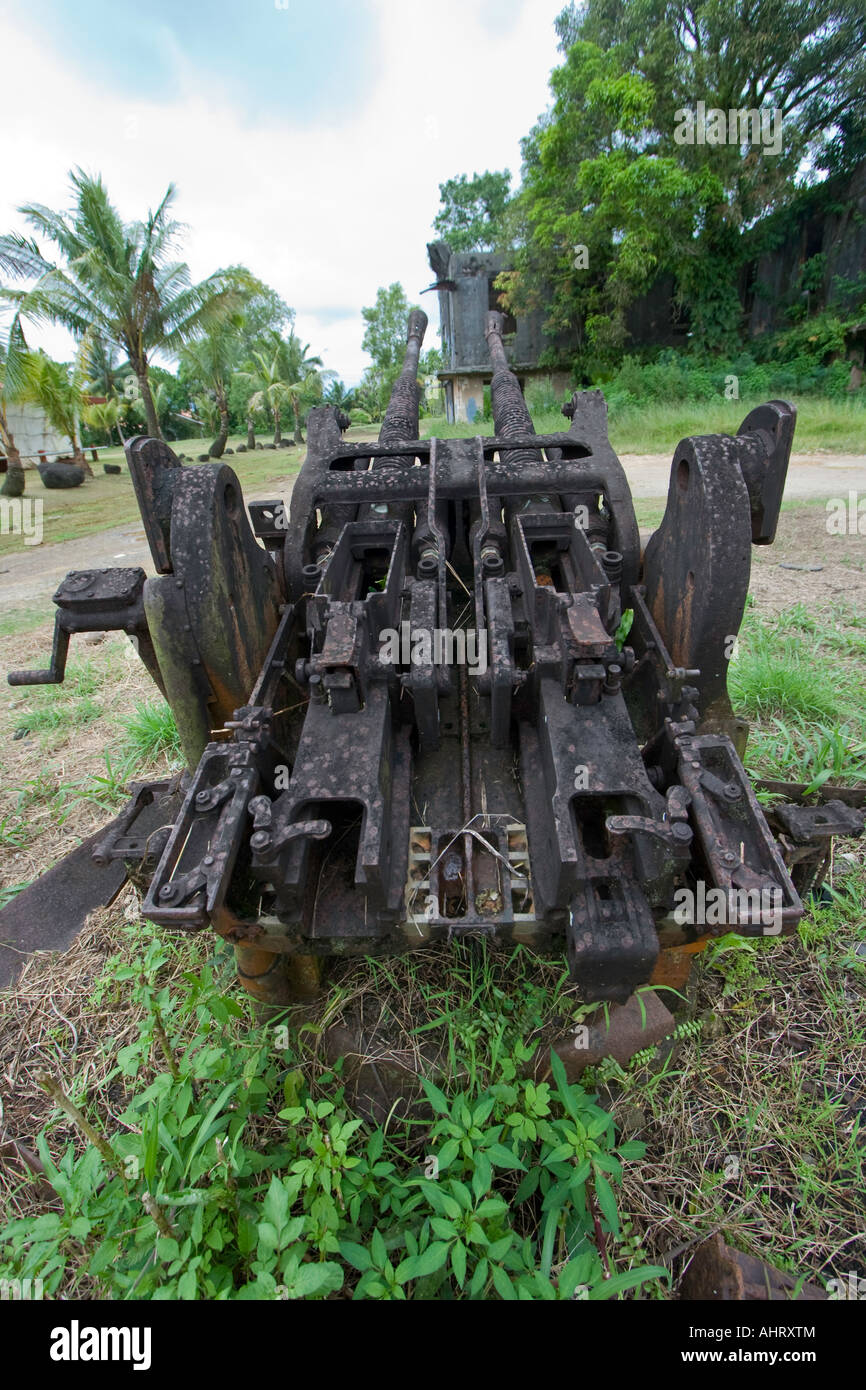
[4,310,863,1005]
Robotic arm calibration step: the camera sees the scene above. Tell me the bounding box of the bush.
[597,338,860,411]
[524,376,564,416]
[0,930,668,1302]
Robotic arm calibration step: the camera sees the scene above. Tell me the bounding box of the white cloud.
[0,0,563,383]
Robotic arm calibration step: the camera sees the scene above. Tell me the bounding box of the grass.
[5,659,106,743]
[0,868,862,1297]
[731,604,866,786]
[0,605,56,639]
[420,393,866,454]
[0,432,306,558]
[118,699,182,772]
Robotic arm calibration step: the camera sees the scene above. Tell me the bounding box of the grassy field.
[0,434,305,557]
[421,394,866,454]
[0,506,863,1300]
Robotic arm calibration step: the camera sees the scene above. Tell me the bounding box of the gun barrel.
[379,309,428,447]
[485,310,538,456]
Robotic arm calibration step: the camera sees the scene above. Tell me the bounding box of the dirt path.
[621,449,866,499]
[1,451,863,611]
[0,479,297,612]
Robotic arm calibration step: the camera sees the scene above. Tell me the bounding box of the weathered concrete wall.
[3,405,73,466]
[431,246,554,373]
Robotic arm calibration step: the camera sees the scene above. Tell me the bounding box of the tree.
[178,317,243,458]
[506,0,866,363]
[243,347,289,446]
[242,332,325,447]
[432,170,512,251]
[17,349,93,474]
[360,284,422,416]
[323,377,355,412]
[0,170,253,440]
[82,332,124,399]
[283,333,325,444]
[0,316,27,497]
[0,242,36,495]
[83,396,124,447]
[232,275,294,357]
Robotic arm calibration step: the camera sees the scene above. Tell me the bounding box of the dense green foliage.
[433,171,513,252]
[358,283,441,419]
[435,1,866,372]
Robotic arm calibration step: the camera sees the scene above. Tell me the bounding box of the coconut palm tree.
[0,239,37,495]
[241,332,326,448]
[83,396,124,447]
[178,317,242,458]
[283,333,326,444]
[0,170,253,441]
[0,316,27,497]
[242,345,290,447]
[17,349,92,474]
[83,332,124,400]
[132,378,182,438]
[323,377,356,413]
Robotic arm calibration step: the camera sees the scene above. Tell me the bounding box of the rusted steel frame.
[8,567,151,689]
[673,728,803,935]
[91,777,181,867]
[125,435,184,573]
[371,310,427,535]
[484,310,541,461]
[458,664,476,920]
[754,778,866,809]
[299,457,611,506]
[470,435,492,641]
[426,437,449,633]
[316,433,594,465]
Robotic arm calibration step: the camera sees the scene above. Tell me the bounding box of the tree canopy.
[432,171,512,252]
[0,171,256,438]
[433,0,866,369]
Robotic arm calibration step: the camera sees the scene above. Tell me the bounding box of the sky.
[0,0,565,385]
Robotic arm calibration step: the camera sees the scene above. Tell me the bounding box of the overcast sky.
[0,0,565,384]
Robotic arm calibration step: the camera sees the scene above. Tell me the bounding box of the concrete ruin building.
[426,241,571,423]
[0,404,73,473]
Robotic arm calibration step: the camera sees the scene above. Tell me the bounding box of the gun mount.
[6,309,863,1006]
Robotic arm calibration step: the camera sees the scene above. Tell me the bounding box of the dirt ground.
[750,508,866,615]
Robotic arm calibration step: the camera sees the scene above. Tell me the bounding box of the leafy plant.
[0,930,666,1302]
